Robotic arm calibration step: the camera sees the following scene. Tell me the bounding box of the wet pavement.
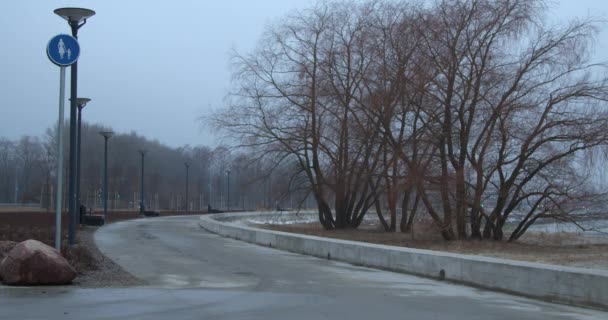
[1,215,607,319]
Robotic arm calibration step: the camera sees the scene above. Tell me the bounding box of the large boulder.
[0,240,76,285]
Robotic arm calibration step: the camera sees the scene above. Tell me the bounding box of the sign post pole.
[47,34,80,251]
[55,66,66,251]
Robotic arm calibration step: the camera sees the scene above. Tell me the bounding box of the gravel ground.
[66,226,145,287]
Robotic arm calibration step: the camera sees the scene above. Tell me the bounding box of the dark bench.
[144,210,160,217]
[83,214,105,226]
[79,205,105,226]
[207,204,223,214]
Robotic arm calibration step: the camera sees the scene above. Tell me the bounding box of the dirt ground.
[263,221,608,270]
[0,210,205,287]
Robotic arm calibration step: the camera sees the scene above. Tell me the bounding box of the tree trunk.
[375,197,390,232]
[454,168,467,239]
[399,190,411,233]
[470,210,482,240]
[405,193,420,233]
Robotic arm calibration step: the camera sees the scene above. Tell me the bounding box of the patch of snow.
[244,211,318,226]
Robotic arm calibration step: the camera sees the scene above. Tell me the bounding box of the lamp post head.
[226,168,231,175]
[74,97,91,109]
[54,7,95,24]
[139,150,147,156]
[99,131,114,140]
[185,162,190,168]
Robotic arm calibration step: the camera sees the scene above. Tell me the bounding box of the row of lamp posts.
[52,7,138,245]
[53,7,223,249]
[53,7,124,245]
[53,7,95,245]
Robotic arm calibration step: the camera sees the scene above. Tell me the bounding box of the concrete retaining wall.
[199,211,608,310]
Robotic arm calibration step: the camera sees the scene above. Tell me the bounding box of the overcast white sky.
[0,0,607,148]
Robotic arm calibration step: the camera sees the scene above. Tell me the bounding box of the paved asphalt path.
[1,215,607,319]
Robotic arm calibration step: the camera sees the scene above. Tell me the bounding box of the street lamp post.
[184,162,190,211]
[55,7,95,245]
[99,131,113,219]
[207,167,212,210]
[226,168,231,211]
[139,150,146,215]
[75,97,90,223]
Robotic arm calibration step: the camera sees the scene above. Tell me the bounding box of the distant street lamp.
[139,150,146,215]
[55,7,95,245]
[207,167,212,210]
[74,97,90,223]
[226,168,231,211]
[99,131,113,219]
[184,162,190,211]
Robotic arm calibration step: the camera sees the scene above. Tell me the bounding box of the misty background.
[1,0,607,147]
[2,0,608,214]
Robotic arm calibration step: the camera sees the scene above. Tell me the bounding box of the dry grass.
[0,210,207,245]
[0,241,17,261]
[0,211,69,246]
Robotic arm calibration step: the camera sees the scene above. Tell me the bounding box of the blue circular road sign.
[47,34,80,67]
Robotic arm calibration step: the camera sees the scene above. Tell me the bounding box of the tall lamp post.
[55,7,95,245]
[139,150,146,215]
[99,131,113,219]
[75,97,90,222]
[184,162,190,212]
[226,168,231,211]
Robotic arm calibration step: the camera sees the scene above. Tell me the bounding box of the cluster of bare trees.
[0,136,53,205]
[1,123,308,212]
[211,0,608,240]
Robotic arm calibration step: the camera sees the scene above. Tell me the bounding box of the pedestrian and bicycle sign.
[47,34,80,66]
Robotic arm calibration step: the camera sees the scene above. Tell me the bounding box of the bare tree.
[392,0,608,240]
[212,1,393,229]
[0,138,16,203]
[211,0,608,241]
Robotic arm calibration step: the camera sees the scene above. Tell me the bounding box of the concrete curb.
[200,211,608,310]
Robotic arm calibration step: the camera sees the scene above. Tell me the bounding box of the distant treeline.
[0,122,313,211]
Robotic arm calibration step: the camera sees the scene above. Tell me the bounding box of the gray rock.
[0,240,76,285]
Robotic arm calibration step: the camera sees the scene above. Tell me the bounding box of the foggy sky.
[1,0,607,148]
